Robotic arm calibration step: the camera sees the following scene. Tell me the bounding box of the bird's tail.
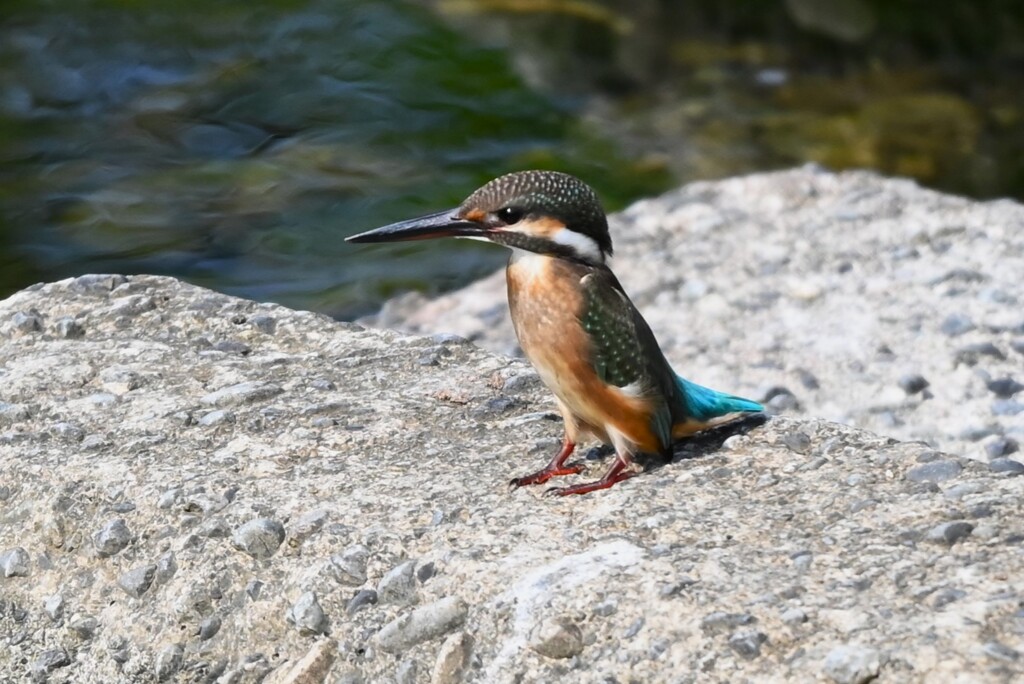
[675,375,763,423]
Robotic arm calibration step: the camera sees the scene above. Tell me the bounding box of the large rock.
[366,166,1024,463]
[1,173,1022,681]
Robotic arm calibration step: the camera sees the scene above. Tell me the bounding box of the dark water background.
[2,0,1022,318]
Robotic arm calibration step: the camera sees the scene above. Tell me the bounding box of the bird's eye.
[497,207,525,224]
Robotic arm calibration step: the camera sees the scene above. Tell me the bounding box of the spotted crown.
[461,170,613,256]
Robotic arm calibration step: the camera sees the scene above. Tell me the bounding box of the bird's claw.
[540,468,640,496]
[509,463,585,489]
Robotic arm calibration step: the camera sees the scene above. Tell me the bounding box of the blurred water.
[0,0,669,317]
[1,0,1021,318]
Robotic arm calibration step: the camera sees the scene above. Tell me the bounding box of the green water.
[1,0,1021,317]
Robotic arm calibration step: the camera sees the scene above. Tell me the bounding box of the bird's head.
[346,170,612,264]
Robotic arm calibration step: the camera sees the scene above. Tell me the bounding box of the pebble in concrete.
[989,458,1024,475]
[201,381,283,407]
[277,638,338,684]
[289,591,328,635]
[728,629,768,659]
[231,518,286,559]
[905,460,962,483]
[781,430,812,454]
[199,615,221,641]
[378,560,418,606]
[155,643,184,682]
[0,547,30,577]
[44,594,65,622]
[156,551,177,584]
[328,545,369,586]
[31,649,71,677]
[395,659,419,684]
[118,564,157,598]
[70,615,98,640]
[529,616,584,659]
[93,518,132,557]
[982,641,1020,662]
[701,611,756,635]
[925,521,974,546]
[897,374,929,395]
[823,644,881,684]
[781,608,807,625]
[347,589,378,615]
[987,377,1024,399]
[376,597,467,653]
[431,632,474,684]
[10,311,43,334]
[0,402,31,425]
[54,316,85,338]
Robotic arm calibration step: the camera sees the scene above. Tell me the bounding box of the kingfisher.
[347,171,763,495]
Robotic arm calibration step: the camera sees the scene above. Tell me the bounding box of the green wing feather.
[580,272,645,388]
[579,269,676,451]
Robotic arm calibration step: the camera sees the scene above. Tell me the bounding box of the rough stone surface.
[0,170,1023,682]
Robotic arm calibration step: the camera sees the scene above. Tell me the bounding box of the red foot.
[511,438,579,488]
[511,463,584,488]
[545,459,638,496]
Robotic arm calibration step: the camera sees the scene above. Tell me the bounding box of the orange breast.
[506,254,663,454]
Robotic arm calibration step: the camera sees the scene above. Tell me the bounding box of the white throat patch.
[551,228,603,263]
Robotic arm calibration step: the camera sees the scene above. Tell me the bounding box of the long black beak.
[346,209,485,244]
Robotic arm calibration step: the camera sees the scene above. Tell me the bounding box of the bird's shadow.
[581,413,771,472]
